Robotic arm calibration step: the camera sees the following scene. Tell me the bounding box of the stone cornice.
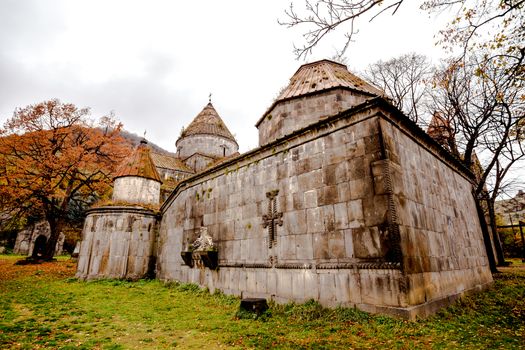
[86,205,159,217]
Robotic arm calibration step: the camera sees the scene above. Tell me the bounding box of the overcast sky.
[0,0,454,153]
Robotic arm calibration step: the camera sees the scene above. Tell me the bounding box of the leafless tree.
[279,0,404,60]
[427,54,525,264]
[362,53,432,124]
[280,1,524,69]
[429,55,525,197]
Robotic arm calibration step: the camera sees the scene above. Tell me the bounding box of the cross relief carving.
[262,190,283,248]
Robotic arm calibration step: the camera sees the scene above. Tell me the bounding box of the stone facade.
[14,221,65,256]
[155,100,492,318]
[76,207,158,279]
[77,59,493,319]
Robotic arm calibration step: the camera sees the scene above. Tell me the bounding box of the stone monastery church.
[76,59,493,319]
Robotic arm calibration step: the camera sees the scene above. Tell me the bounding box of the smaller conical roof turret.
[175,101,239,172]
[114,139,161,182]
[177,102,237,145]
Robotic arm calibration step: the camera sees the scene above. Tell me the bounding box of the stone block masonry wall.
[76,97,493,318]
[76,207,158,280]
[378,117,493,312]
[157,106,409,312]
[258,89,374,146]
[184,153,215,173]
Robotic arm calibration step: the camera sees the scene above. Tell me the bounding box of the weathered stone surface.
[78,60,494,319]
[113,176,160,205]
[76,207,157,280]
[14,221,65,256]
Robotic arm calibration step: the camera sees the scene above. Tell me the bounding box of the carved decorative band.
[355,262,401,270]
[218,262,272,269]
[275,263,312,269]
[218,261,401,270]
[316,263,354,270]
[244,263,272,269]
[316,262,401,270]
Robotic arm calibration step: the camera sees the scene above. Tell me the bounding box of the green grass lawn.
[0,255,524,349]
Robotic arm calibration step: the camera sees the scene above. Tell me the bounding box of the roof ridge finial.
[141,130,147,144]
[209,92,212,104]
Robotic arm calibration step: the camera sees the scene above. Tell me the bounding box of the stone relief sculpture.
[191,227,215,251]
[180,226,218,270]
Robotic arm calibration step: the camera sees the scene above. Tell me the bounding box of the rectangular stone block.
[256,271,267,294]
[292,272,306,301]
[301,271,317,301]
[238,270,247,293]
[337,182,351,203]
[318,185,339,206]
[334,202,349,230]
[353,227,386,259]
[335,272,350,303]
[321,205,335,232]
[319,273,336,305]
[349,177,373,200]
[284,210,307,235]
[343,229,354,258]
[313,232,329,260]
[298,169,322,190]
[277,270,293,299]
[278,234,296,260]
[293,192,305,210]
[328,230,345,259]
[323,164,337,186]
[304,190,318,209]
[306,207,323,233]
[295,233,314,260]
[362,196,388,227]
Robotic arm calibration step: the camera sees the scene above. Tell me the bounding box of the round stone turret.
[112,139,162,205]
[176,102,238,172]
[256,59,384,146]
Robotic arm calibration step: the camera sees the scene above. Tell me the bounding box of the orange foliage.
[0,99,132,258]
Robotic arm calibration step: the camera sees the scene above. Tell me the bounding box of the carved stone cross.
[262,190,283,248]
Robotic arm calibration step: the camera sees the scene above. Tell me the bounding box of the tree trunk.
[486,198,506,265]
[474,195,498,273]
[42,216,62,260]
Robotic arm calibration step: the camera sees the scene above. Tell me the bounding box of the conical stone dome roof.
[256,59,384,127]
[275,59,383,102]
[114,139,161,182]
[178,103,236,144]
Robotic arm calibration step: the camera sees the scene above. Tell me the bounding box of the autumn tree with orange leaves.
[0,100,130,260]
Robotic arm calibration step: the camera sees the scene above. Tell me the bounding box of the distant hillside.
[119,130,174,156]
